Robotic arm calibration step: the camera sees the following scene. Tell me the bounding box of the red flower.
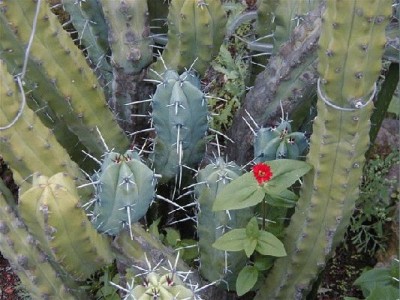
[252,163,273,184]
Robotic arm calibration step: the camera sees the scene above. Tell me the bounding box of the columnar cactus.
[91,150,156,236]
[196,158,252,289]
[255,1,391,299]
[151,70,208,183]
[18,173,115,280]
[0,188,82,299]
[100,0,153,130]
[150,0,227,76]
[0,0,130,159]
[0,60,84,186]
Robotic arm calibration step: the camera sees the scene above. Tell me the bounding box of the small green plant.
[344,258,399,300]
[348,150,399,255]
[212,160,312,295]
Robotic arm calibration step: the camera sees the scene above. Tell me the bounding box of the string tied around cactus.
[0,0,42,131]
[317,78,376,112]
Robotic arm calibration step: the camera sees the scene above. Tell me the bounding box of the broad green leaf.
[253,254,274,271]
[246,217,260,239]
[236,266,259,296]
[212,228,247,252]
[265,189,298,208]
[366,286,398,300]
[213,172,265,211]
[263,159,312,193]
[244,239,257,257]
[256,231,286,257]
[354,266,397,296]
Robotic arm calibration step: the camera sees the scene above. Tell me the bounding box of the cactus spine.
[151,0,227,76]
[255,1,391,299]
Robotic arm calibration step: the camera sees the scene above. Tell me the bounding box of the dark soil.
[0,254,21,300]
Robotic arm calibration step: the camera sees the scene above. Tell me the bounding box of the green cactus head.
[91,150,156,237]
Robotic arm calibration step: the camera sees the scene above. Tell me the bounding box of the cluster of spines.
[253,118,308,162]
[150,0,227,76]
[18,172,115,281]
[195,157,252,289]
[151,70,208,183]
[91,150,156,237]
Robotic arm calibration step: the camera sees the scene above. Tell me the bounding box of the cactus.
[18,172,115,280]
[0,0,129,158]
[60,0,113,90]
[273,0,321,53]
[0,60,85,187]
[195,158,252,289]
[126,270,195,299]
[255,1,391,298]
[0,188,83,299]
[228,5,322,165]
[91,150,155,236]
[0,15,92,168]
[100,0,153,130]
[151,70,208,183]
[150,0,227,76]
[255,0,278,42]
[254,118,308,162]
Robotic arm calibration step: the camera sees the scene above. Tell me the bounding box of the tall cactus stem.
[255,1,391,298]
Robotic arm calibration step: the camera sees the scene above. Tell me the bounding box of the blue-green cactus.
[151,70,208,183]
[91,150,155,236]
[254,119,308,162]
[195,158,252,289]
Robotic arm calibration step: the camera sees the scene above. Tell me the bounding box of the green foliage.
[236,265,259,296]
[212,159,312,211]
[208,44,249,131]
[344,259,399,300]
[349,150,399,255]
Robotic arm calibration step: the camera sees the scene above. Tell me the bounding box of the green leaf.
[253,254,274,271]
[148,218,161,237]
[164,228,181,247]
[246,217,260,239]
[236,266,259,296]
[354,265,396,296]
[366,286,398,300]
[263,159,312,193]
[212,229,247,252]
[244,239,257,257]
[256,231,286,257]
[213,172,265,211]
[265,189,298,208]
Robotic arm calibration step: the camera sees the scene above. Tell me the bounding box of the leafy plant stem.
[262,197,266,231]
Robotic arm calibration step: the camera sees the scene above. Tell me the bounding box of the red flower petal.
[252,163,273,184]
